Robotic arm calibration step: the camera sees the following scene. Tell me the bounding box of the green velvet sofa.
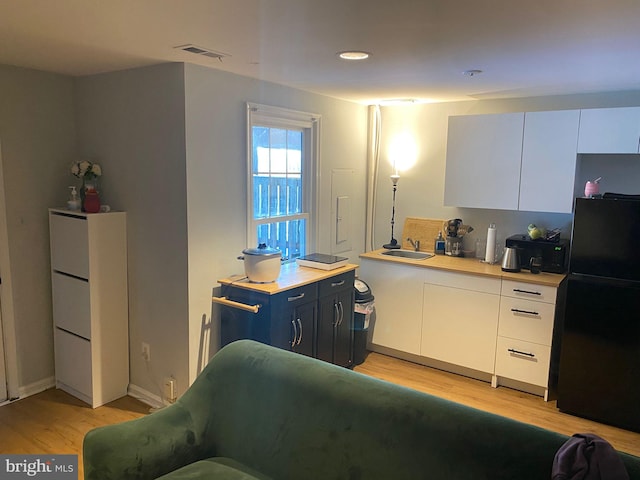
[84,340,640,480]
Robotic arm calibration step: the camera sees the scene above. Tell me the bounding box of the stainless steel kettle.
[501,246,520,272]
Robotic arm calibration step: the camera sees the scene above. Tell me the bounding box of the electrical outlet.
[141,342,151,361]
[164,377,177,403]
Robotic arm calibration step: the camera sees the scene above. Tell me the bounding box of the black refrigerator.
[557,195,640,432]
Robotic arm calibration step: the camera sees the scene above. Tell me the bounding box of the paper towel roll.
[485,223,496,264]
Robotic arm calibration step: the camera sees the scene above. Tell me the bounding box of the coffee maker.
[445,219,463,257]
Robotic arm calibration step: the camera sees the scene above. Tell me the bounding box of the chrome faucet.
[407,237,420,251]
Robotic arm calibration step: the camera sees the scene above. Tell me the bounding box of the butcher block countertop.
[359,249,566,288]
[218,262,358,295]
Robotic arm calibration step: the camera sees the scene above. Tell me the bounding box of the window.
[247,103,319,261]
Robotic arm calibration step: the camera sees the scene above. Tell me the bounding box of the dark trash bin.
[353,278,374,366]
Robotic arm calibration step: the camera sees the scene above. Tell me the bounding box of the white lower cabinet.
[422,271,501,374]
[493,280,559,400]
[494,337,551,388]
[358,260,424,355]
[49,209,129,408]
[54,329,93,399]
[360,255,563,401]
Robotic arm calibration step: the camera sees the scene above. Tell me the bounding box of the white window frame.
[246,102,320,258]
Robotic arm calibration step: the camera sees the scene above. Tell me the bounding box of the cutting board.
[401,217,447,252]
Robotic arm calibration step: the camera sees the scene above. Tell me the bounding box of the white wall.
[74,63,190,401]
[0,65,76,394]
[374,91,640,254]
[183,64,368,382]
[73,62,368,397]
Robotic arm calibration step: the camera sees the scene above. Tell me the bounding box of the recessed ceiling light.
[463,69,483,77]
[338,51,370,60]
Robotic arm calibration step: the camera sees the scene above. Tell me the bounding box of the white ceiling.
[1,0,640,104]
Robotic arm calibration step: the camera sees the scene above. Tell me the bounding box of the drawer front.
[52,272,91,339]
[498,297,555,345]
[54,328,92,399]
[50,212,89,278]
[273,283,318,309]
[495,336,551,387]
[318,270,355,297]
[501,280,557,304]
[424,269,501,295]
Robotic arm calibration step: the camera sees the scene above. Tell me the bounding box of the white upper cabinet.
[577,107,640,153]
[519,110,580,214]
[444,113,524,210]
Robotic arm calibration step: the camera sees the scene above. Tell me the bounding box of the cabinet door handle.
[337,301,344,326]
[291,320,298,347]
[331,280,345,287]
[508,348,535,358]
[512,288,541,296]
[288,293,305,302]
[511,308,539,316]
[333,302,340,326]
[296,318,303,345]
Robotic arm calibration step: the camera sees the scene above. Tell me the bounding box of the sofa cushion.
[155,457,272,480]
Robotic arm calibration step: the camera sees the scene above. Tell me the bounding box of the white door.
[0,297,7,402]
[0,144,17,404]
[0,139,8,402]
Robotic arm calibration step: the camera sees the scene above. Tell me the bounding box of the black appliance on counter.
[504,234,568,273]
[557,195,640,432]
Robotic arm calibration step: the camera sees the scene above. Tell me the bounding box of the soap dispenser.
[67,186,80,211]
[434,231,445,255]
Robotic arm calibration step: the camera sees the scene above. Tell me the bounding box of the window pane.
[287,173,302,214]
[252,125,305,219]
[252,127,270,173]
[256,219,306,260]
[269,128,287,173]
[253,174,269,219]
[287,130,302,174]
[269,176,285,217]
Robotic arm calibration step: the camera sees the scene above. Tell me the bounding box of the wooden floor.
[354,352,640,457]
[0,388,149,479]
[0,352,638,479]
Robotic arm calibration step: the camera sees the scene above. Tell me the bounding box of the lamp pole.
[383,174,401,249]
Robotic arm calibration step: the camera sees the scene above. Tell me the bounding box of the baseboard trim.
[368,344,494,384]
[17,376,56,399]
[127,383,164,409]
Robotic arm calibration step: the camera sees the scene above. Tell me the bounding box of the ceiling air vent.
[174,44,230,61]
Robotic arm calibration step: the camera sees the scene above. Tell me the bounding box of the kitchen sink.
[380,250,434,260]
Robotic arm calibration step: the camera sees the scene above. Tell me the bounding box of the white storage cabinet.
[49,209,129,408]
[519,110,580,214]
[444,112,524,210]
[493,280,558,401]
[577,107,640,154]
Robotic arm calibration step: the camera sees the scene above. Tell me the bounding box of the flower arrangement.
[71,160,102,181]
